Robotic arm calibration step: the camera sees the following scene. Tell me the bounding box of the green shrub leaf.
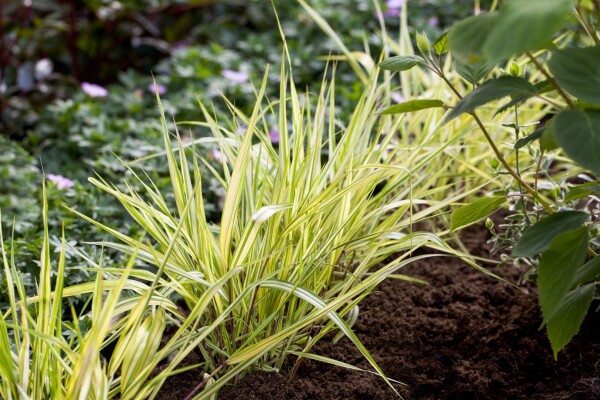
[565,181,600,202]
[378,55,425,72]
[483,0,574,62]
[444,76,537,123]
[448,13,498,63]
[546,283,595,359]
[379,99,444,115]
[572,256,600,288]
[494,80,553,117]
[450,196,506,231]
[548,46,600,105]
[554,110,600,176]
[454,61,495,85]
[540,117,559,151]
[512,211,588,257]
[537,226,589,324]
[433,31,449,55]
[514,129,543,150]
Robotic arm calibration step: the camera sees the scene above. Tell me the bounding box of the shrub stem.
[469,112,553,213]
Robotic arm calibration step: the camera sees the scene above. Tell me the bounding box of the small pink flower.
[81,82,108,98]
[222,69,249,84]
[383,8,400,18]
[236,125,247,136]
[47,174,75,190]
[209,149,226,163]
[269,128,280,144]
[391,92,405,104]
[427,16,439,27]
[383,0,404,18]
[148,82,167,95]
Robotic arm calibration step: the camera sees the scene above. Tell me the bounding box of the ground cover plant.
[379,0,600,356]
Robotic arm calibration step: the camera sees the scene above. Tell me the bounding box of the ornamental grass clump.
[70,51,480,398]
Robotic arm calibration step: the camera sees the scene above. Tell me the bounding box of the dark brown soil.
[158,225,600,400]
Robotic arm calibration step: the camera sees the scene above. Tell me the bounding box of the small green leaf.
[483,0,574,62]
[541,117,559,151]
[416,31,431,57]
[538,226,589,324]
[444,76,537,123]
[548,46,600,105]
[378,55,425,72]
[450,196,506,231]
[572,255,600,287]
[512,211,588,257]
[433,31,449,55]
[379,99,444,115]
[454,60,495,85]
[514,129,543,150]
[565,182,600,202]
[554,110,600,176]
[546,283,594,359]
[448,12,498,63]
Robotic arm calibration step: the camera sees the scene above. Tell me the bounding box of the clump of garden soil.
[158,224,600,400]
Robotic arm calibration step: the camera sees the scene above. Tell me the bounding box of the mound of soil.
[158,225,600,399]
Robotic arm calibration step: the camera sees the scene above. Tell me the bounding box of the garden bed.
[157,224,600,399]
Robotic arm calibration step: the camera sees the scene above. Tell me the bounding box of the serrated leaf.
[548,46,600,105]
[433,31,449,55]
[572,255,600,287]
[538,226,589,324]
[450,196,506,231]
[514,129,543,150]
[565,182,600,202]
[493,80,553,117]
[554,110,600,176]
[379,99,444,115]
[512,211,588,257]
[378,55,425,72]
[444,76,537,123]
[546,283,594,359]
[455,60,495,85]
[483,0,574,62]
[448,12,498,63]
